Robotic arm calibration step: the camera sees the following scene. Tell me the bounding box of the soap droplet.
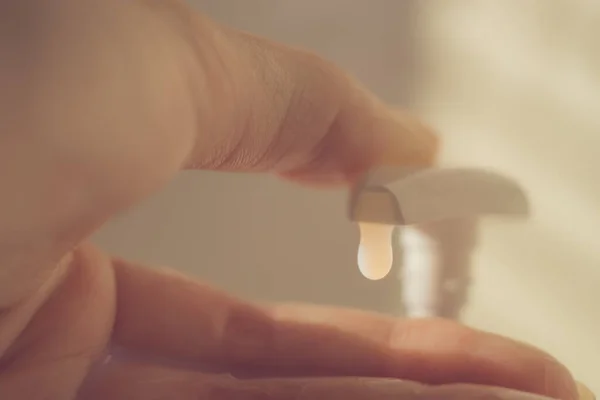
[357,222,394,280]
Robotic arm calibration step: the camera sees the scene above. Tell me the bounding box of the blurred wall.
[93,0,600,392]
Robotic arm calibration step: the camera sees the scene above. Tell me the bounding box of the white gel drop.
[357,222,394,280]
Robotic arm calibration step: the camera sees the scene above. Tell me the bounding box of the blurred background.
[93,0,600,392]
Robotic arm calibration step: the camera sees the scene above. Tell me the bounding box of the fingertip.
[379,108,440,168]
[276,106,440,187]
[396,318,577,400]
[577,382,595,400]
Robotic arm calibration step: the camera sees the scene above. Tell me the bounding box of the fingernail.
[577,381,595,400]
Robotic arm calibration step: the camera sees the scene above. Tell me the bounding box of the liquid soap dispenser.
[348,166,530,319]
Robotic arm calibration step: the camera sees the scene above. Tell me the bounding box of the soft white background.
[94,0,600,392]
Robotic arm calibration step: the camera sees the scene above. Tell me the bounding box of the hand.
[0,1,578,399]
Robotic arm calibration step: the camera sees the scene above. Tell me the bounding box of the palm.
[0,242,574,399]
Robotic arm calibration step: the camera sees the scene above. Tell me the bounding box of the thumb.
[179,5,438,183]
[0,0,437,307]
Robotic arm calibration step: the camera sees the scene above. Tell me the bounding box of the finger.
[111,260,576,400]
[0,246,115,400]
[173,0,438,180]
[78,360,555,400]
[1,0,435,308]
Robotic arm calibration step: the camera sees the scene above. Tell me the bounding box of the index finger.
[0,0,437,306]
[111,259,577,400]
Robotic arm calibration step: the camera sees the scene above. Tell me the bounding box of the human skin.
[0,1,578,399]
